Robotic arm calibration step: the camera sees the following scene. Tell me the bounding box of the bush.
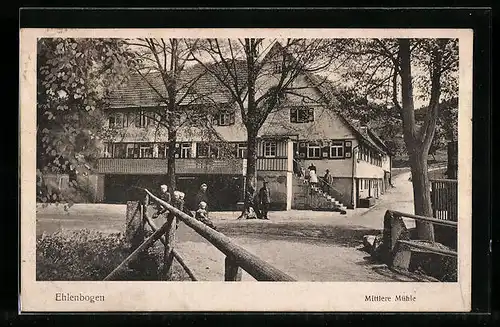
[36,229,187,281]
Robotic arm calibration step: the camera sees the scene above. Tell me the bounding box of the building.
[88,44,392,210]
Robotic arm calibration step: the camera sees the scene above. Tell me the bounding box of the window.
[307,142,321,159]
[213,111,235,126]
[236,143,247,158]
[263,141,277,158]
[209,144,220,158]
[179,143,191,159]
[290,107,314,123]
[197,142,210,158]
[102,143,113,158]
[125,143,138,158]
[108,112,127,128]
[330,141,344,158]
[196,143,221,158]
[139,144,153,158]
[158,143,168,159]
[135,110,150,128]
[113,143,126,158]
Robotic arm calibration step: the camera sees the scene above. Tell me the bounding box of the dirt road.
[35,171,425,282]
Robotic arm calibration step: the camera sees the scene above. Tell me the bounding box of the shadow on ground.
[216,221,381,248]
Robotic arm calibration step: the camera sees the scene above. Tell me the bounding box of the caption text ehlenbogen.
[55,293,105,303]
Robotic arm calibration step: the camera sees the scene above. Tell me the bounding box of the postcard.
[20,27,472,312]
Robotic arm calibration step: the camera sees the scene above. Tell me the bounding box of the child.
[195,201,217,230]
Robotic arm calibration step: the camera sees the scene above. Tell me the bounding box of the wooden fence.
[104,188,295,282]
[383,210,458,272]
[430,179,458,222]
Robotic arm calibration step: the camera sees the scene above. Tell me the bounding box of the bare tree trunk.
[239,128,258,218]
[167,129,177,195]
[409,150,435,240]
[398,38,435,242]
[245,128,258,194]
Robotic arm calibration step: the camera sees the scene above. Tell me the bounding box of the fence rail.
[430,178,458,222]
[383,210,458,271]
[104,188,295,282]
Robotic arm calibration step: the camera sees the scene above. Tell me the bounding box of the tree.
[339,38,458,241]
[122,38,229,197]
[37,38,134,204]
[191,39,337,217]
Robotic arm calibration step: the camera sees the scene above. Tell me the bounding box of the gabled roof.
[304,72,390,155]
[107,61,248,109]
[107,43,390,156]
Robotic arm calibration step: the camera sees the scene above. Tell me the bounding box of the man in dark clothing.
[193,183,209,211]
[293,151,303,177]
[258,181,271,220]
[322,169,333,194]
[152,184,171,219]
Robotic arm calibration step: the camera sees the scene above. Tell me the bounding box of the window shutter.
[308,108,314,122]
[322,145,329,158]
[298,142,307,157]
[344,141,352,158]
[230,112,235,124]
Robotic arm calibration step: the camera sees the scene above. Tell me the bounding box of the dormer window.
[290,107,314,123]
[213,111,235,126]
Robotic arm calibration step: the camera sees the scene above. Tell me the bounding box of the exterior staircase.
[292,175,348,215]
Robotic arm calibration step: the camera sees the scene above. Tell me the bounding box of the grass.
[36,229,189,281]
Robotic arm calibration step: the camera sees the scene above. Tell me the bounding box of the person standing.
[293,151,303,177]
[193,183,209,211]
[322,169,333,194]
[152,184,172,219]
[258,181,271,220]
[308,165,318,187]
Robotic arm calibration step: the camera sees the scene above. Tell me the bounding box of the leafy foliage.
[37,38,135,204]
[36,229,186,281]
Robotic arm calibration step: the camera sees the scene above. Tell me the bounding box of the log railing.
[104,188,295,282]
[383,210,458,271]
[318,176,344,203]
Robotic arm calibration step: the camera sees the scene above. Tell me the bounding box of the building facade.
[86,45,392,210]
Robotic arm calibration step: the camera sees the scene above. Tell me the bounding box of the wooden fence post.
[126,200,144,250]
[225,255,242,281]
[163,211,177,280]
[125,200,146,274]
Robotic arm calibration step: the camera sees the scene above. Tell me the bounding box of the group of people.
[293,151,334,194]
[152,183,217,230]
[238,180,272,220]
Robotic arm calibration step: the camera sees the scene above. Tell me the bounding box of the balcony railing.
[97,158,246,175]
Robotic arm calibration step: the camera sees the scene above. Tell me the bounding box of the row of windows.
[358,145,383,167]
[108,110,235,129]
[102,142,248,159]
[294,141,352,160]
[108,107,316,129]
[102,140,357,160]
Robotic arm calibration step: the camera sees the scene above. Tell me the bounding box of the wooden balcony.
[256,158,289,171]
[96,158,246,175]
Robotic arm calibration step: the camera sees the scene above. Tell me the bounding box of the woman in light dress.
[308,167,319,187]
